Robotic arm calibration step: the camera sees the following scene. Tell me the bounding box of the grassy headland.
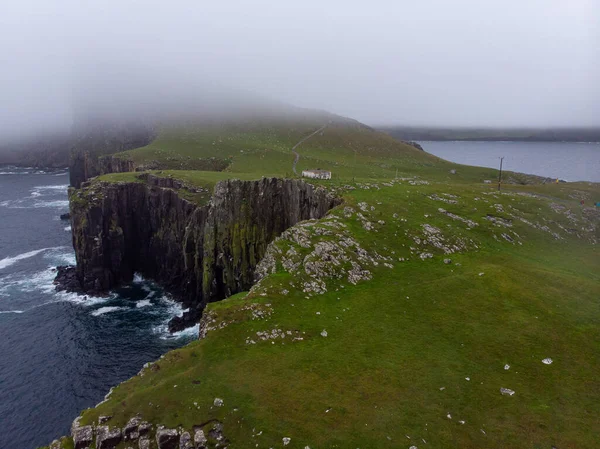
[48,113,600,448]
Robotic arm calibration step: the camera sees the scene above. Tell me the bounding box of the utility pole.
[498,157,504,191]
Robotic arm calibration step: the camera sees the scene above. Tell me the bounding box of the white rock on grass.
[542,358,553,365]
[504,364,510,370]
[213,398,224,407]
[321,330,328,337]
[283,437,291,445]
[500,388,515,396]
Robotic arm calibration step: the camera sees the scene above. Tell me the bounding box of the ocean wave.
[136,299,152,308]
[44,248,76,265]
[133,273,145,284]
[0,247,66,270]
[32,200,69,208]
[33,184,69,191]
[0,310,24,314]
[91,306,126,316]
[64,226,72,232]
[163,323,199,340]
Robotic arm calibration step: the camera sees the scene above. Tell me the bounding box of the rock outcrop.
[70,152,136,189]
[69,122,155,188]
[68,175,340,327]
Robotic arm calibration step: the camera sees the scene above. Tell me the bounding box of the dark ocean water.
[420,141,600,182]
[0,167,196,449]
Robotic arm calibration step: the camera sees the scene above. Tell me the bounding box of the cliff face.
[69,123,155,188]
[70,153,135,189]
[70,176,340,318]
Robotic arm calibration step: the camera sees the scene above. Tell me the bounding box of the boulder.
[123,416,142,440]
[156,428,179,449]
[179,431,193,449]
[96,426,122,449]
[73,425,93,449]
[207,422,225,444]
[138,421,152,436]
[98,416,112,424]
[139,437,151,449]
[194,429,207,449]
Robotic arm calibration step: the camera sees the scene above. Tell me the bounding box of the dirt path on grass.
[291,124,328,175]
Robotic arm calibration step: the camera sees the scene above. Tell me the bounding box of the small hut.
[301,169,332,180]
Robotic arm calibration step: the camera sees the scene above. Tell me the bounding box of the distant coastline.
[377,126,600,143]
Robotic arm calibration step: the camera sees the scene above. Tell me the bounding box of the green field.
[48,116,600,448]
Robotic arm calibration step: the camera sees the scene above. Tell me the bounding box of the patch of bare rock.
[70,414,225,449]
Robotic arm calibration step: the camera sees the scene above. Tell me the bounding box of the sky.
[1,0,598,139]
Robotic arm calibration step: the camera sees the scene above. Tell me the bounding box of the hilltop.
[44,111,599,449]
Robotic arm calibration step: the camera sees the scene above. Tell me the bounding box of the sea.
[420,141,600,183]
[0,167,197,449]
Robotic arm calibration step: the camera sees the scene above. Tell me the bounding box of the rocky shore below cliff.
[53,265,85,294]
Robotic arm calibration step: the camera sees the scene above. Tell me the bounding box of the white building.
[302,169,332,180]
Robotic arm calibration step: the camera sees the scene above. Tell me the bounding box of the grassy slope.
[54,117,600,448]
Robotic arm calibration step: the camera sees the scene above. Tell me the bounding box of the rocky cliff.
[69,175,340,327]
[69,122,155,188]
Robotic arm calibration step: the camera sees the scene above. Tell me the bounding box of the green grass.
[58,115,600,448]
[72,176,599,449]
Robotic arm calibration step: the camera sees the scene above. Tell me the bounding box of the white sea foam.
[64,226,72,232]
[92,306,125,316]
[33,200,69,208]
[0,248,63,270]
[136,299,152,308]
[0,310,24,314]
[44,248,75,265]
[163,323,199,340]
[133,273,145,283]
[33,184,69,191]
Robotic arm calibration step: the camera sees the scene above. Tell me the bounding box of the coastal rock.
[123,416,142,440]
[60,212,71,220]
[73,425,93,449]
[138,421,152,436]
[139,437,151,449]
[168,307,201,333]
[179,431,193,449]
[156,428,179,449]
[96,425,122,449]
[67,177,340,330]
[54,265,85,294]
[194,429,207,448]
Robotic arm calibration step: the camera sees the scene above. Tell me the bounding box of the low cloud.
[1,0,598,141]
